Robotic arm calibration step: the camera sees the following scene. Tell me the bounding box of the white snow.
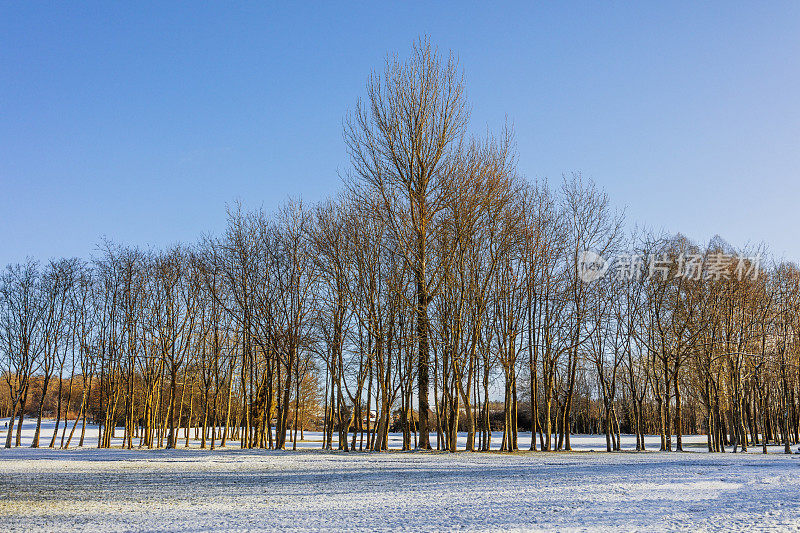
[1,419,799,531]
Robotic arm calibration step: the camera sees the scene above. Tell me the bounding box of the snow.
[2,419,799,531]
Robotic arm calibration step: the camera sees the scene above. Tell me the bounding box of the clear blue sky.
[2,2,799,266]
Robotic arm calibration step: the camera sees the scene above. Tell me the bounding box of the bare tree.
[345,37,469,448]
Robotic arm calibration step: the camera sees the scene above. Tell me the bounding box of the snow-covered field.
[2,420,799,531]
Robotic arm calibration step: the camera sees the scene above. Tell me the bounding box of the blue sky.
[2,2,799,266]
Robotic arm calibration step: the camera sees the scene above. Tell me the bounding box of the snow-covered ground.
[2,419,799,531]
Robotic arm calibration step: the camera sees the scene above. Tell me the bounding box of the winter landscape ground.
[1,420,799,531]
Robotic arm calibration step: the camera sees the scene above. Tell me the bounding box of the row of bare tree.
[1,39,798,453]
